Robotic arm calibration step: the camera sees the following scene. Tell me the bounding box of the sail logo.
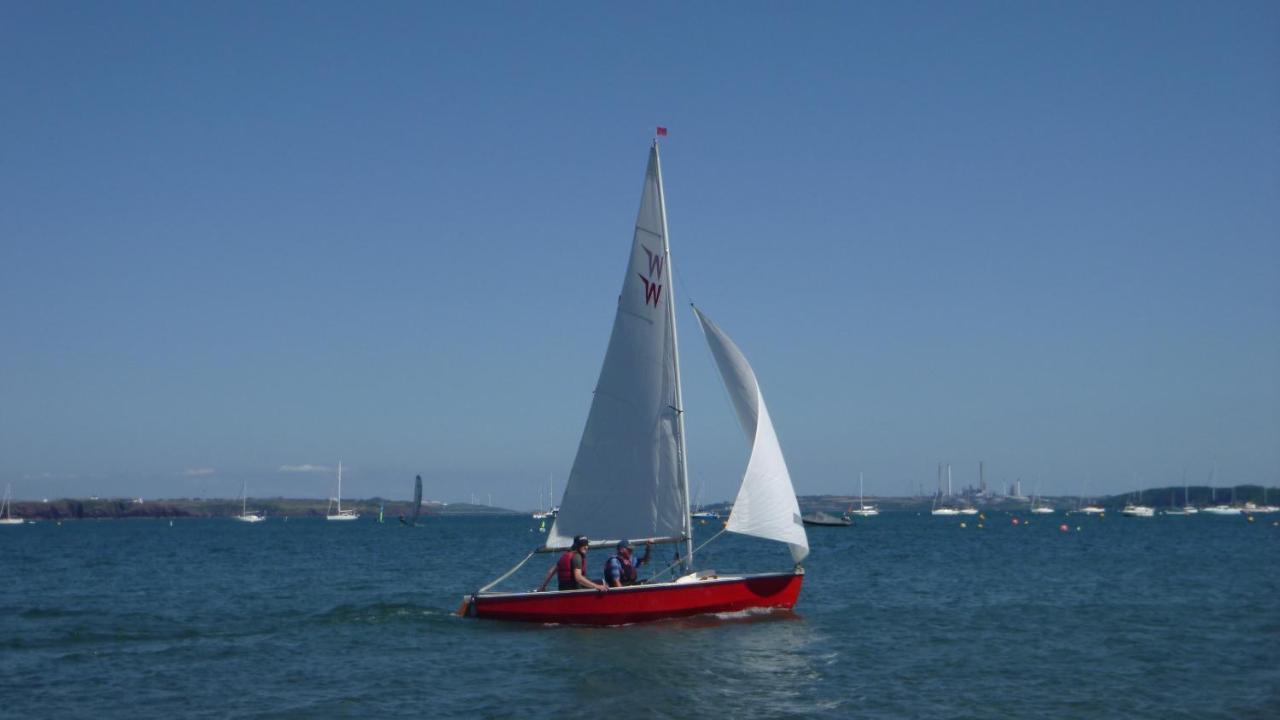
[638,245,664,307]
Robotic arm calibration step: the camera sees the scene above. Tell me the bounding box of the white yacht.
[931,464,961,515]
[1029,480,1054,514]
[1202,487,1240,515]
[1165,485,1197,515]
[531,474,558,519]
[0,484,23,525]
[1075,474,1105,514]
[232,481,266,523]
[326,461,360,521]
[849,472,879,517]
[1121,486,1154,517]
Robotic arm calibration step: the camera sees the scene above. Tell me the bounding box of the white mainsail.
[693,307,809,563]
[547,144,688,549]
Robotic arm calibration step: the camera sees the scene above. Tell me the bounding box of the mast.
[337,461,343,513]
[653,139,693,570]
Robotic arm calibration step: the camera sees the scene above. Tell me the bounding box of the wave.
[308,601,454,627]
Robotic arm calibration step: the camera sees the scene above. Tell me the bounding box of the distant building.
[1010,479,1025,499]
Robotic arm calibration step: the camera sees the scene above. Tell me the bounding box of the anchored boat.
[463,140,808,625]
[326,461,359,521]
[802,512,852,527]
[0,483,23,526]
[232,480,266,523]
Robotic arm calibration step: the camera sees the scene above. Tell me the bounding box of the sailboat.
[849,472,879,517]
[930,464,960,516]
[1076,474,1105,514]
[325,461,359,521]
[689,479,720,521]
[1245,486,1279,514]
[1164,470,1198,515]
[1201,464,1239,515]
[1121,486,1155,517]
[532,475,557,520]
[400,474,424,525]
[1030,483,1055,514]
[232,481,266,523]
[410,475,424,525]
[1202,479,1240,515]
[0,483,24,525]
[463,141,808,625]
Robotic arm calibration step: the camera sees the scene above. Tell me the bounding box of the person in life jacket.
[604,539,652,587]
[537,535,609,593]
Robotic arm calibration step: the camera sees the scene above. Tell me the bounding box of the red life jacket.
[556,550,585,591]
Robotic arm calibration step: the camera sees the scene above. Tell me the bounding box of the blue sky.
[2,1,1276,505]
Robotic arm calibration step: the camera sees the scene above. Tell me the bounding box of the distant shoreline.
[4,484,1274,520]
[1,497,520,521]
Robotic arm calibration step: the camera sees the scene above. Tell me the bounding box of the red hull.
[468,571,803,626]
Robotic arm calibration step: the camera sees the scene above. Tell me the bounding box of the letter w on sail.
[638,275,663,307]
[642,245,665,279]
[638,244,664,307]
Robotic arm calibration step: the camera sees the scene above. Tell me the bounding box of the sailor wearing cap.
[604,538,653,587]
[537,534,609,593]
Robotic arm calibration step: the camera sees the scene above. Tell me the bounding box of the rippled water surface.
[2,512,1277,718]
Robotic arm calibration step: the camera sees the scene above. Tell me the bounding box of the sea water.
[1,512,1277,718]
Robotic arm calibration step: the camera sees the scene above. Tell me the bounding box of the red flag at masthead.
[656,126,668,136]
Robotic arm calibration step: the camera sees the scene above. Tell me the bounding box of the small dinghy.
[463,139,809,626]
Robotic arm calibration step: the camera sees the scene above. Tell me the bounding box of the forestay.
[693,307,809,563]
[546,145,688,549]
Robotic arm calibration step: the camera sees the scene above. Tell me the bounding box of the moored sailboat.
[1075,474,1105,514]
[1121,487,1155,517]
[849,472,879,517]
[0,483,23,526]
[232,481,266,523]
[326,461,359,521]
[930,464,961,516]
[531,475,557,520]
[464,141,808,625]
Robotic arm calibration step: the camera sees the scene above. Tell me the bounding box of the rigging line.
[477,551,536,594]
[644,528,729,583]
[669,247,696,310]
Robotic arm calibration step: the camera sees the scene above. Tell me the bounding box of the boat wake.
[651,606,802,630]
[312,601,451,626]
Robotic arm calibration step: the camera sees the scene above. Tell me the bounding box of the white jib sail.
[547,145,687,549]
[693,307,809,563]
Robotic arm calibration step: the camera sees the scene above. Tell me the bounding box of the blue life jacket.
[607,554,638,585]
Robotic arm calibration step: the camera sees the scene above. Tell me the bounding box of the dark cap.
[616,539,632,550]
[572,535,590,548]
